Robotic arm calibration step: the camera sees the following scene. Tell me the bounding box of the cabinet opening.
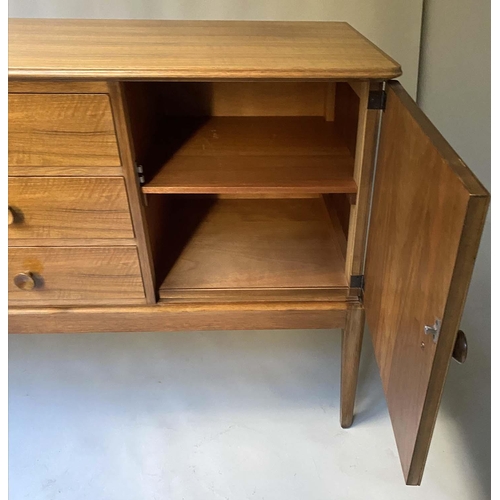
[142,193,349,303]
[123,82,360,302]
[123,82,360,196]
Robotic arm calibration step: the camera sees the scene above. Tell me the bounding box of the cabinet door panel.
[364,81,489,485]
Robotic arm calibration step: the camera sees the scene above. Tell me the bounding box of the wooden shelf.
[159,196,348,302]
[142,116,356,195]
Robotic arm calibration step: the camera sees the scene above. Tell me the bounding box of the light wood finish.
[8,93,120,167]
[335,82,366,158]
[340,303,365,428]
[9,19,401,80]
[9,301,349,334]
[8,166,123,177]
[321,195,348,260]
[8,207,14,226]
[324,83,336,121]
[159,197,348,300]
[6,19,491,488]
[8,177,135,240]
[107,82,157,304]
[157,82,330,117]
[216,193,320,200]
[151,117,350,157]
[323,194,351,243]
[142,116,356,194]
[344,81,382,277]
[9,246,145,306]
[347,81,366,99]
[144,157,356,195]
[8,80,109,93]
[9,238,137,248]
[364,82,489,485]
[161,288,352,304]
[334,82,361,158]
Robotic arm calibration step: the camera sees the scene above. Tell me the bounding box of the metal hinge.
[134,162,148,206]
[424,318,442,343]
[135,162,145,185]
[350,275,364,290]
[368,90,387,110]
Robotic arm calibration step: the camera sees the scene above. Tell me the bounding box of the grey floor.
[9,328,490,500]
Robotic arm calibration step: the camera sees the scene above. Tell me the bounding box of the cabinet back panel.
[158,196,348,297]
[155,82,331,117]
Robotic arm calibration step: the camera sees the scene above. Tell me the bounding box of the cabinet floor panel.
[159,196,348,302]
[142,116,356,194]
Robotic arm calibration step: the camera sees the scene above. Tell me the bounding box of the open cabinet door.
[364,82,489,485]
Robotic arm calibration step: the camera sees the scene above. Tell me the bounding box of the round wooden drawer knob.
[13,272,37,291]
[452,330,468,364]
[8,206,15,225]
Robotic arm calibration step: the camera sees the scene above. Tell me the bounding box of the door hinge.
[368,90,387,110]
[134,161,148,206]
[424,318,442,343]
[350,275,364,290]
[135,162,145,185]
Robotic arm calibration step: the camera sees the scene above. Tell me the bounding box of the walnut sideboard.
[8,19,489,485]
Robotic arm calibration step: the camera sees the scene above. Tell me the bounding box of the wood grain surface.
[343,81,382,278]
[142,116,356,194]
[8,177,135,240]
[159,197,348,299]
[108,82,157,304]
[155,81,331,117]
[9,19,401,80]
[364,82,489,485]
[8,80,109,93]
[156,116,352,157]
[143,157,356,195]
[8,166,124,177]
[9,93,120,167]
[9,246,145,305]
[340,303,365,428]
[8,301,349,334]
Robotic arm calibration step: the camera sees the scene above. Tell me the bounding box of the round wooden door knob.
[452,330,468,364]
[13,272,37,291]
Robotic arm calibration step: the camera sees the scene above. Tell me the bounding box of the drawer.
[8,177,135,240]
[8,93,121,167]
[8,247,145,306]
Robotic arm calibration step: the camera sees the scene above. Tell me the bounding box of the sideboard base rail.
[9,301,353,334]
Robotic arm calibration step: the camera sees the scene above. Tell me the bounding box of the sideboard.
[8,19,489,485]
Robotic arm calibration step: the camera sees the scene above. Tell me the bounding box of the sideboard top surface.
[8,19,402,80]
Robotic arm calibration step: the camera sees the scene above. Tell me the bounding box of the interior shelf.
[142,116,357,195]
[158,196,348,302]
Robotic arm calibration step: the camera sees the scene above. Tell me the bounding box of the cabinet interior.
[123,81,361,302]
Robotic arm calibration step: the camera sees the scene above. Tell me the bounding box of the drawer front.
[8,177,135,240]
[9,247,145,305]
[8,93,121,167]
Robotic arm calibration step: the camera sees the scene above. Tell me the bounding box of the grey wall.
[418,0,491,490]
[8,0,423,97]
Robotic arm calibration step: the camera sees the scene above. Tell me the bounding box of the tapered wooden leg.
[340,303,365,428]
